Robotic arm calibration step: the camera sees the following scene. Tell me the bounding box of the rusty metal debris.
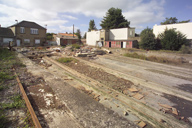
[14,69,42,128]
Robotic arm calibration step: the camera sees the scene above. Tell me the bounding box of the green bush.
[158,28,189,50]
[139,27,161,50]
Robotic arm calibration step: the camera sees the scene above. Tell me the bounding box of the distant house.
[9,20,46,46]
[0,26,14,46]
[86,27,139,49]
[54,33,79,46]
[153,22,192,40]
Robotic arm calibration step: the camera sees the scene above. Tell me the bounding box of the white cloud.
[59,25,78,33]
[0,0,165,33]
[62,15,77,20]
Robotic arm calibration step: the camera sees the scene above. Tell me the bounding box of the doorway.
[109,42,111,47]
[16,40,20,46]
[121,42,126,48]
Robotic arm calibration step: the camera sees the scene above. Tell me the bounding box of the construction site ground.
[14,46,192,128]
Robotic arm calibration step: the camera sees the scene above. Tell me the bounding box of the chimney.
[73,24,74,38]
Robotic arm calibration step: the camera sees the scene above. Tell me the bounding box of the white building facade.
[153,22,192,39]
[86,27,135,46]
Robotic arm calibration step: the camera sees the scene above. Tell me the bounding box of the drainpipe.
[15,20,18,46]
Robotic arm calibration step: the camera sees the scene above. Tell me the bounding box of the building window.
[24,39,30,43]
[30,28,38,34]
[101,38,104,40]
[35,39,40,44]
[20,27,25,33]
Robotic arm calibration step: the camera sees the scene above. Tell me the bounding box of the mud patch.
[163,93,192,124]
[64,61,133,92]
[177,84,192,93]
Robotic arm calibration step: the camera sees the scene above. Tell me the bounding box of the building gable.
[10,21,46,30]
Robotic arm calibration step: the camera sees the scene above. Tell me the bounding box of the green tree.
[158,28,189,50]
[88,20,97,31]
[139,27,160,50]
[161,17,190,25]
[178,19,190,23]
[46,33,54,40]
[100,7,130,29]
[75,29,81,42]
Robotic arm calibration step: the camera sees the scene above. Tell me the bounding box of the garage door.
[3,38,13,43]
[35,39,40,44]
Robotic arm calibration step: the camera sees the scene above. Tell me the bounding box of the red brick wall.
[61,39,79,46]
[104,40,133,48]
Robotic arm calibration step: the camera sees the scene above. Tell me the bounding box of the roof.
[10,20,46,29]
[58,33,77,37]
[0,27,14,37]
[57,33,78,39]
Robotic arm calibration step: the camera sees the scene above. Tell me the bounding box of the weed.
[0,109,9,128]
[72,44,81,49]
[0,72,14,83]
[0,48,15,61]
[124,52,181,64]
[124,53,147,60]
[0,94,25,109]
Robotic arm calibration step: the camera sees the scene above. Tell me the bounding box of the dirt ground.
[12,46,192,128]
[17,52,137,128]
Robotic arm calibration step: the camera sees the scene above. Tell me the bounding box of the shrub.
[158,28,189,51]
[180,45,192,54]
[139,27,161,50]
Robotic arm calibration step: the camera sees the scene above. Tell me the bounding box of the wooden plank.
[158,103,172,109]
[129,88,138,92]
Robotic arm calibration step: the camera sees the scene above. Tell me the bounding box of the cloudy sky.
[0,0,192,35]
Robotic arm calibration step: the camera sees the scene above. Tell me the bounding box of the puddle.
[163,93,192,124]
[177,84,192,93]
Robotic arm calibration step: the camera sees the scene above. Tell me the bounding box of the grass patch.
[0,94,25,109]
[57,57,78,63]
[124,52,147,60]
[0,109,9,128]
[0,48,15,61]
[72,44,80,49]
[124,52,181,64]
